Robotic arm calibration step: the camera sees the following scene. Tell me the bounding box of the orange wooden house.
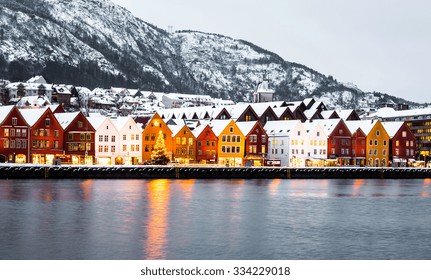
[141,113,173,162]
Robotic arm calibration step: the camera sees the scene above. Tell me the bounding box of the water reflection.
[1,178,431,260]
[143,179,170,259]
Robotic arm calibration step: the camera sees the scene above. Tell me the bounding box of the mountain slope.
[0,0,418,109]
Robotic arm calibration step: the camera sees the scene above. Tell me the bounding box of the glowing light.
[144,179,170,259]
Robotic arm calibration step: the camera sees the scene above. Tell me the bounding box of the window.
[227,135,231,142]
[80,133,85,140]
[10,129,15,137]
[262,135,266,143]
[236,146,240,153]
[104,135,109,142]
[68,133,73,140]
[99,135,104,142]
[383,140,387,146]
[402,131,407,137]
[54,141,59,149]
[374,140,378,146]
[222,135,226,142]
[131,134,135,141]
[104,146,108,152]
[22,129,27,137]
[395,148,399,156]
[395,140,399,147]
[45,118,50,127]
[317,132,320,137]
[4,128,9,137]
[376,130,380,136]
[131,145,135,152]
[123,145,127,152]
[136,145,139,152]
[383,149,386,156]
[135,134,139,141]
[236,136,240,142]
[374,149,378,156]
[111,136,115,142]
[229,126,234,133]
[78,121,83,128]
[182,137,186,145]
[176,137,181,145]
[188,138,193,146]
[12,117,17,125]
[86,133,91,140]
[339,129,343,134]
[111,146,116,152]
[297,131,301,136]
[3,139,9,148]
[123,135,127,141]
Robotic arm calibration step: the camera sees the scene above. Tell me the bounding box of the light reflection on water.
[0,178,431,260]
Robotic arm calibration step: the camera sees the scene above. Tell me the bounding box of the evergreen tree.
[151,131,170,165]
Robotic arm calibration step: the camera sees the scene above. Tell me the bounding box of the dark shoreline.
[0,165,430,179]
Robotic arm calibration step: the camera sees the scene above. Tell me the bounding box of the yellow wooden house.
[209,119,245,166]
[347,120,390,167]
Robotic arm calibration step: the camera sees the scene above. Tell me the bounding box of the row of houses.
[0,102,416,167]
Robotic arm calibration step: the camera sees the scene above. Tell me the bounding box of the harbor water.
[1,178,431,259]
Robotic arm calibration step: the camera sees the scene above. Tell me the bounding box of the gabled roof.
[264,120,301,136]
[19,107,49,127]
[168,124,186,137]
[236,121,260,136]
[208,119,234,136]
[320,110,340,119]
[87,116,111,131]
[192,124,209,138]
[54,112,81,130]
[302,121,325,135]
[381,121,405,138]
[0,105,16,124]
[112,117,141,131]
[344,120,378,135]
[313,119,345,136]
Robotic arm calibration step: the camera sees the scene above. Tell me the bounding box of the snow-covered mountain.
[0,0,417,109]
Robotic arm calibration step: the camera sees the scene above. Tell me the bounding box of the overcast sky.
[111,0,431,103]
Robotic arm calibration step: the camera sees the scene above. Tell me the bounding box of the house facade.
[193,124,218,164]
[88,116,120,165]
[237,121,268,166]
[171,124,196,164]
[55,112,95,164]
[20,107,64,164]
[211,119,245,167]
[142,113,173,162]
[382,122,416,167]
[112,117,142,165]
[0,106,29,163]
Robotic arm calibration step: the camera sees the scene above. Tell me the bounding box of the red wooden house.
[55,112,95,164]
[193,124,218,164]
[20,107,64,164]
[0,106,30,163]
[237,121,268,166]
[318,119,353,166]
[346,121,367,166]
[382,121,416,167]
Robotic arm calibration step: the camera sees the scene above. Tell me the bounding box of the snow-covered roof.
[344,120,377,135]
[111,117,139,131]
[336,109,355,120]
[168,124,185,137]
[302,121,324,135]
[87,116,110,131]
[236,121,258,136]
[53,85,71,95]
[320,110,337,119]
[16,95,51,107]
[381,121,405,137]
[313,119,344,135]
[26,76,47,84]
[208,119,233,136]
[19,107,48,127]
[191,124,208,138]
[368,107,431,120]
[0,105,15,123]
[264,120,301,136]
[55,112,80,129]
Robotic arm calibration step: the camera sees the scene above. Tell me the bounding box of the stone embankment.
[0,165,430,179]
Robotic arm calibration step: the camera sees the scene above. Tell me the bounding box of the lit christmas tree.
[151,131,170,165]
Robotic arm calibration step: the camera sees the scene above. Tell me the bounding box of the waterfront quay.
[0,164,430,180]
